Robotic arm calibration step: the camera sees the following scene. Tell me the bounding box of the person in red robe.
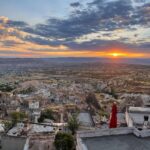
[109,102,117,128]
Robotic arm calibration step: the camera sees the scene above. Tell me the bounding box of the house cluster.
[0,79,150,150]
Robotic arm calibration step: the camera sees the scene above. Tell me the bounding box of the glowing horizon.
[0,47,149,58]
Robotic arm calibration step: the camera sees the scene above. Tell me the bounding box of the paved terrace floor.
[82,134,150,150]
[1,136,26,150]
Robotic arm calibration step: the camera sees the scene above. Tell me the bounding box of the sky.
[0,0,150,58]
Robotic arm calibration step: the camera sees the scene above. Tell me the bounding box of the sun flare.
[108,52,126,58]
[112,53,120,57]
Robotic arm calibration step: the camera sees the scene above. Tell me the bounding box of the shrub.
[68,114,80,135]
[54,132,74,150]
[11,112,27,125]
[86,93,101,109]
[38,109,54,123]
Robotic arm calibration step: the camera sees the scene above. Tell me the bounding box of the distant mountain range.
[40,58,150,65]
[0,57,150,65]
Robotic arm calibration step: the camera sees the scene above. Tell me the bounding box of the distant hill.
[0,57,149,65]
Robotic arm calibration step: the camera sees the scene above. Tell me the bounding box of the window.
[144,116,149,121]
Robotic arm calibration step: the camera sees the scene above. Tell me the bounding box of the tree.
[11,112,27,125]
[54,132,74,150]
[86,93,101,109]
[38,109,54,123]
[0,83,16,92]
[2,121,13,131]
[110,88,118,99]
[38,115,45,123]
[19,86,35,94]
[68,114,80,135]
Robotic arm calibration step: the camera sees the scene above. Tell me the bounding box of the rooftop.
[78,112,94,127]
[1,136,26,150]
[82,134,150,150]
[77,127,150,150]
[30,124,54,133]
[129,107,150,113]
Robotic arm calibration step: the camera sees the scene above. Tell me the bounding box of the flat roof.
[1,136,26,150]
[30,124,54,133]
[82,134,150,150]
[129,107,150,113]
[78,112,94,127]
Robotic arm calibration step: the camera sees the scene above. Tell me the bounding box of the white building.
[125,106,150,129]
[32,110,41,123]
[29,101,39,109]
[0,123,4,132]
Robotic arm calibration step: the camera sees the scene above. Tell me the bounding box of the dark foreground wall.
[1,135,26,150]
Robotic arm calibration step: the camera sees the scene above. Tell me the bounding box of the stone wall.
[77,127,134,138]
[125,111,133,127]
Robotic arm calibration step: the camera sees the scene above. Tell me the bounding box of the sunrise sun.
[112,53,120,57]
[108,52,125,58]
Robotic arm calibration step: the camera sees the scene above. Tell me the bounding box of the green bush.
[54,132,74,150]
[86,93,101,109]
[11,112,27,125]
[108,88,118,99]
[2,121,13,131]
[0,83,16,92]
[68,114,80,135]
[38,109,54,123]
[19,86,35,94]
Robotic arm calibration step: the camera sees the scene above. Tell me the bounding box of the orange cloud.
[0,17,149,58]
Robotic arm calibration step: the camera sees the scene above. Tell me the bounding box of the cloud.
[70,2,81,7]
[23,0,149,40]
[0,0,149,57]
[0,16,28,28]
[6,20,28,28]
[1,40,24,47]
[24,36,61,46]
